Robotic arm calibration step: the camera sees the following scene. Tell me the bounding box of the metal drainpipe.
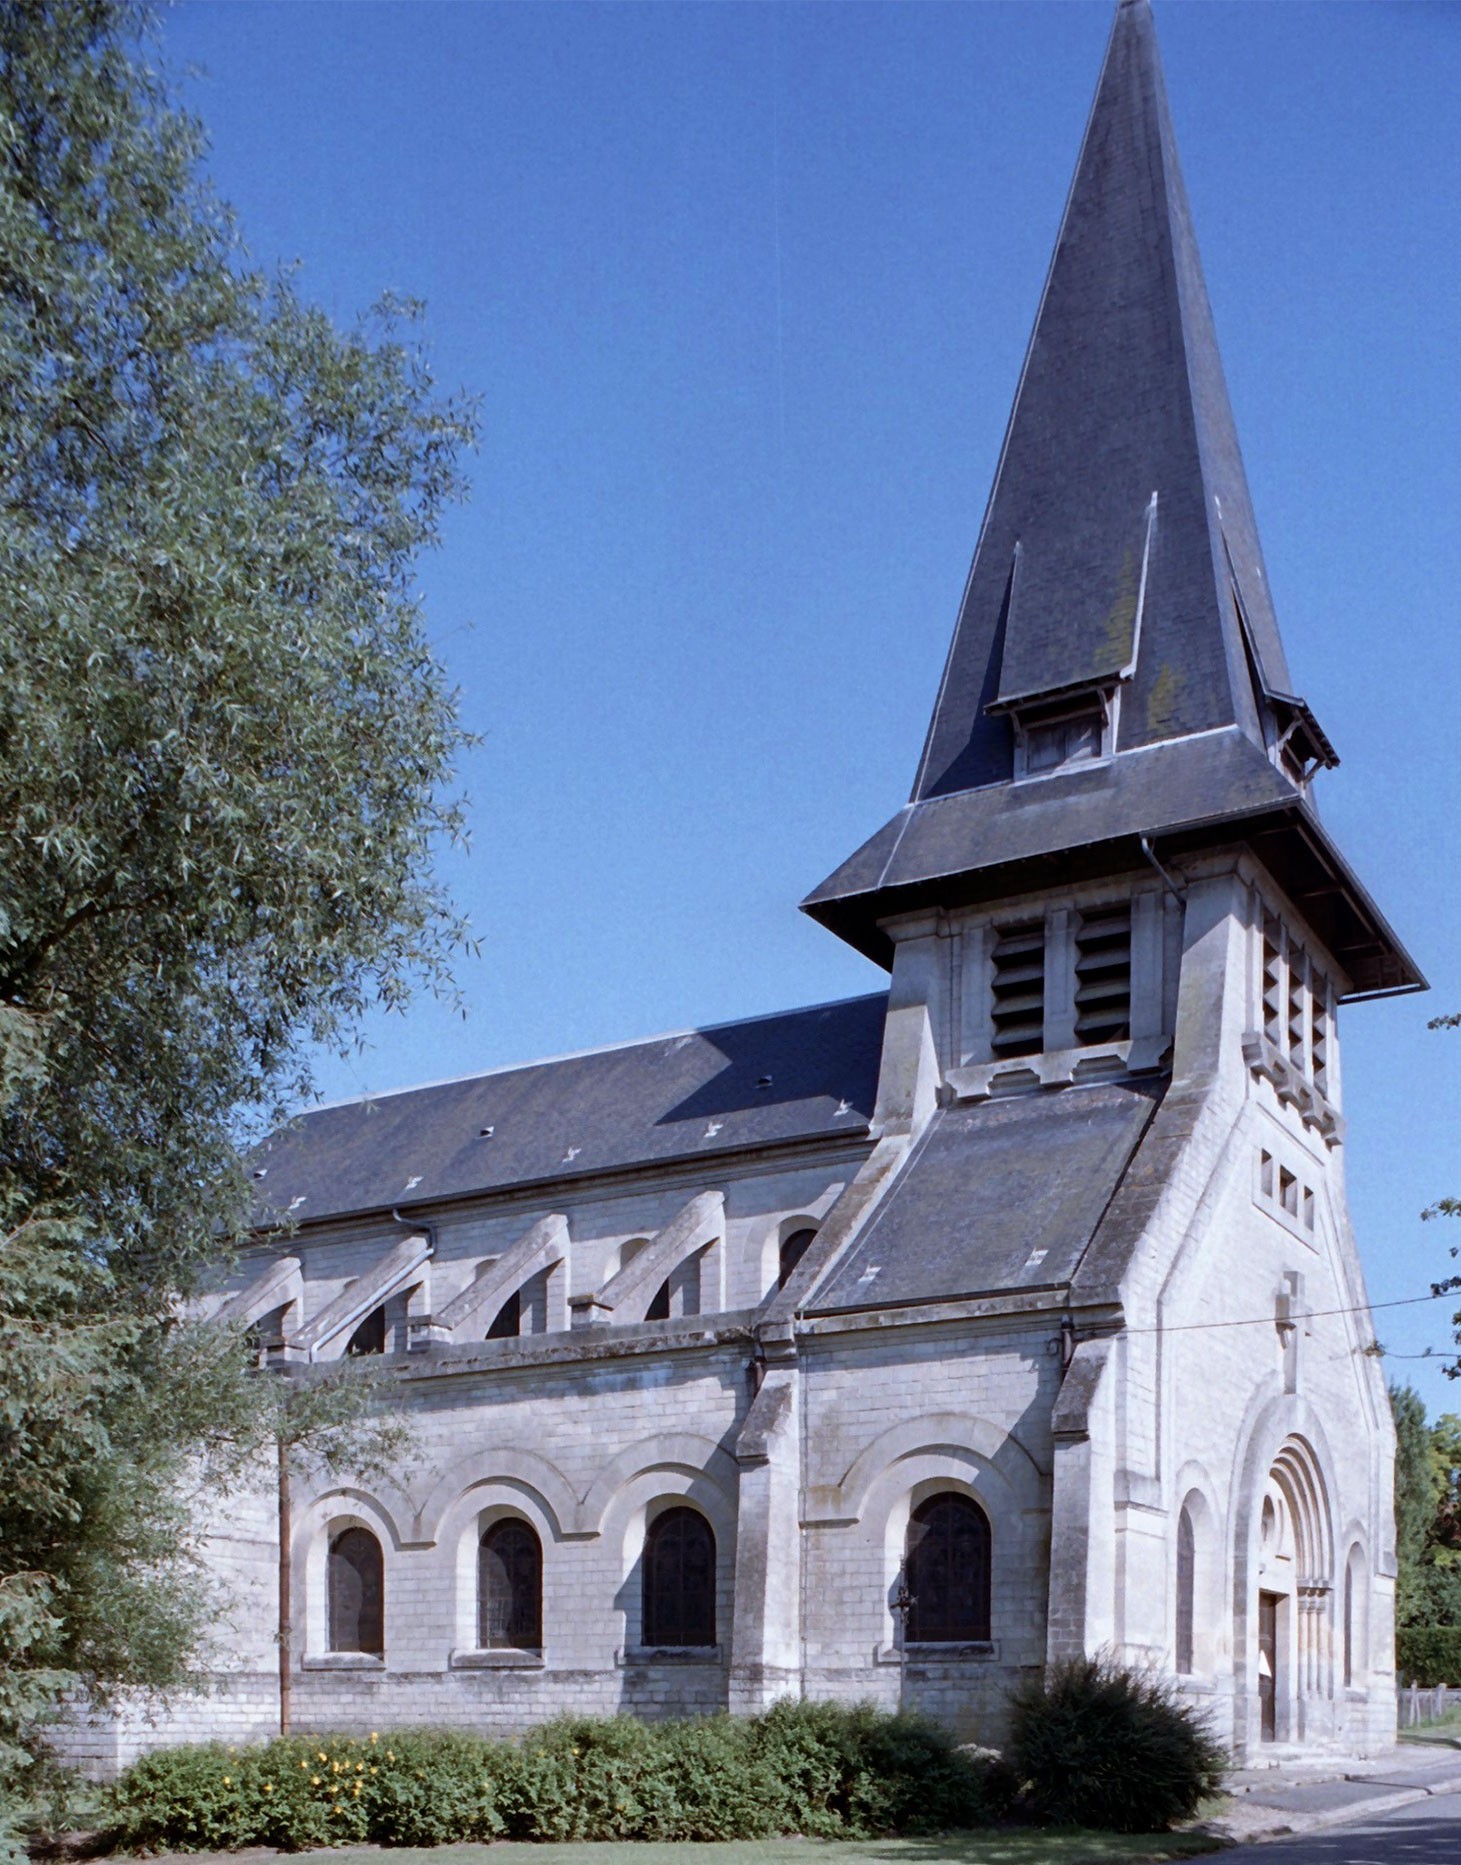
[1139,833,1186,901]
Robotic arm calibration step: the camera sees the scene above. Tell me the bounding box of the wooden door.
[1258,1591,1279,1742]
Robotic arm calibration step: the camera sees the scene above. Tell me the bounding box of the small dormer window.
[1005,688,1114,779]
[1026,705,1103,773]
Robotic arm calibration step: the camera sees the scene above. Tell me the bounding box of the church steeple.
[803,0,1420,1001]
[915,0,1307,801]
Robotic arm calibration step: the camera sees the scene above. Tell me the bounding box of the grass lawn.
[123,1834,1226,1865]
[1400,1712,1461,1747]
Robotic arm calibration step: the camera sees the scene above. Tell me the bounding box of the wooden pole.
[277,1434,292,1736]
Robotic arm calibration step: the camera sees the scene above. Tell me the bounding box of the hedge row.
[110,1702,1009,1851]
[1397,1626,1461,1687]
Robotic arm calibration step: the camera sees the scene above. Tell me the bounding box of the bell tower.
[798,0,1422,1758]
[803,0,1419,1111]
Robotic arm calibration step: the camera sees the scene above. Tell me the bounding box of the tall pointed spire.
[803,1,1420,1000]
[915,0,1290,801]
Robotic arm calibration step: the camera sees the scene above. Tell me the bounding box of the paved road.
[1235,1785,1461,1861]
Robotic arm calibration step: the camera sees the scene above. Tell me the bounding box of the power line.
[1124,1290,1448,1336]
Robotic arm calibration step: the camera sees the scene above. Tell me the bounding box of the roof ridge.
[295,990,890,1117]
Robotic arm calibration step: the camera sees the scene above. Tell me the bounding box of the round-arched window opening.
[479,1518,542,1650]
[1175,1506,1196,1675]
[902,1492,991,1643]
[328,1526,384,1654]
[642,1506,715,1648]
[778,1228,817,1290]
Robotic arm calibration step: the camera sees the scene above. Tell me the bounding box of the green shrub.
[751,1697,1000,1836]
[1007,1658,1226,1832]
[1397,1627,1461,1687]
[109,1701,1000,1849]
[111,1731,504,1852]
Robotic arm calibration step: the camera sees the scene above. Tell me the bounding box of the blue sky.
[161,0,1461,1412]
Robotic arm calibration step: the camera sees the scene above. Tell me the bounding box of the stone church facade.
[70,0,1420,1772]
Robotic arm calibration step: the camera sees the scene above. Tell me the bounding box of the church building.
[75,0,1421,1770]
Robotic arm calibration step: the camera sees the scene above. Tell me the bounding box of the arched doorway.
[1253,1437,1333,1745]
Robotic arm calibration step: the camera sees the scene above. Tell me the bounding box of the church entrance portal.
[1253,1438,1334,1749]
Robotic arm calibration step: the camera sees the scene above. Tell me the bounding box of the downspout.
[277,1432,292,1735]
[1139,833,1186,901]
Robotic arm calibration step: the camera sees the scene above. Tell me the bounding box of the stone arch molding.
[580,1431,738,1536]
[810,1412,1045,1525]
[413,1448,583,1545]
[1230,1392,1341,1580]
[299,1483,410,1553]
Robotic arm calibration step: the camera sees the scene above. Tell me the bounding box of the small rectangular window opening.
[1302,1187,1315,1232]
[990,921,1045,1058]
[1025,707,1103,774]
[1260,1150,1274,1199]
[1279,1167,1299,1217]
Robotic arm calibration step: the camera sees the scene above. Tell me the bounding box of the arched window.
[1175,1506,1196,1675]
[486,1290,520,1339]
[479,1518,542,1649]
[903,1493,991,1643]
[779,1228,817,1290]
[345,1306,386,1356]
[1343,1559,1354,1689]
[328,1526,384,1654]
[642,1506,715,1647]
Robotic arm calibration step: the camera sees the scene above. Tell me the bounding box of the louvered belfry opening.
[1287,945,1307,1064]
[1074,904,1132,1044]
[990,921,1045,1057]
[1262,914,1284,1046]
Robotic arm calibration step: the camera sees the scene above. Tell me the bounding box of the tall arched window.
[1343,1559,1354,1688]
[1175,1506,1196,1675]
[903,1493,991,1643]
[779,1228,817,1290]
[642,1506,715,1647]
[479,1518,542,1649]
[328,1526,384,1654]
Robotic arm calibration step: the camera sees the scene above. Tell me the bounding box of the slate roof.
[810,1079,1162,1313]
[251,994,886,1228]
[804,0,1421,1000]
[803,728,1419,999]
[915,0,1288,800]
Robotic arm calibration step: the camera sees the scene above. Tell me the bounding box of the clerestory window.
[345,1305,386,1356]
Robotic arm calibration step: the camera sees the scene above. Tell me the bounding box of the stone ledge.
[616,1646,724,1668]
[874,1641,999,1665]
[448,1647,545,1671]
[300,1653,385,1672]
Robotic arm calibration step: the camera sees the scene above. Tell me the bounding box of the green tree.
[1389,1386,1461,1631]
[0,0,475,1828]
[1391,1383,1437,1629]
